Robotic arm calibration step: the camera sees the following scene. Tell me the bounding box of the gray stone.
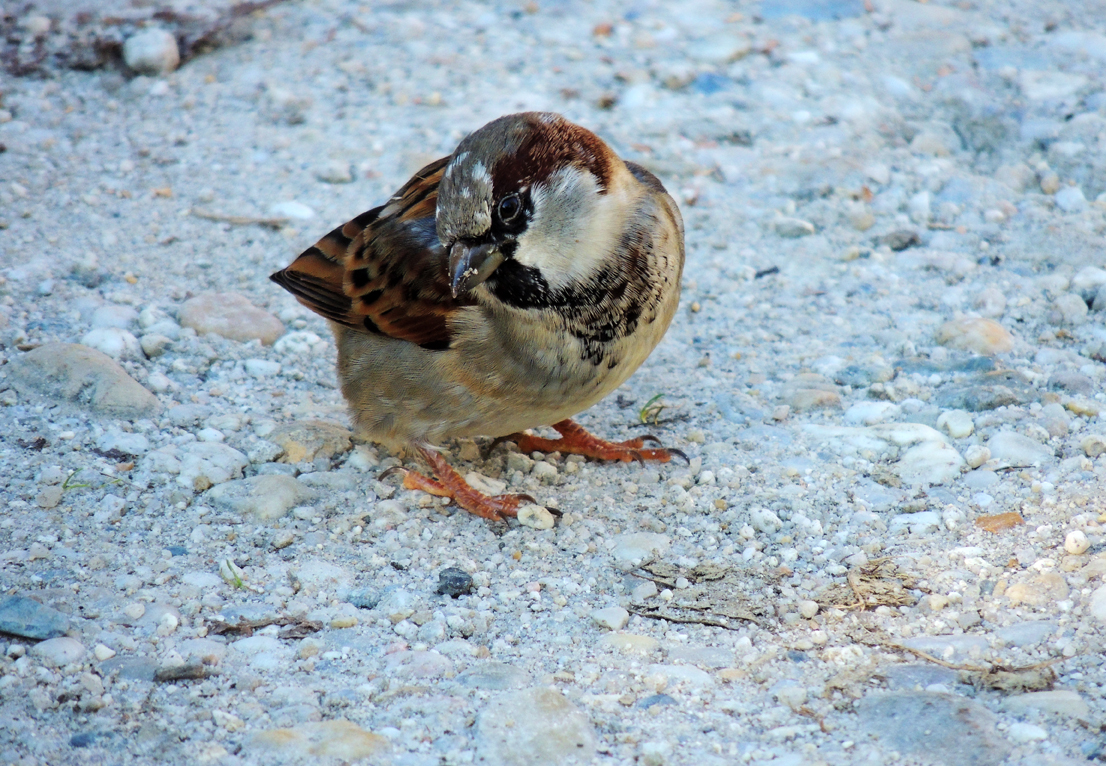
[476,687,597,766]
[0,595,70,639]
[611,533,670,570]
[995,621,1056,648]
[456,662,530,690]
[857,691,1010,765]
[590,606,630,630]
[1002,690,1090,719]
[987,432,1054,466]
[7,343,159,419]
[96,430,151,456]
[883,663,959,691]
[206,474,316,520]
[901,634,988,664]
[177,442,249,491]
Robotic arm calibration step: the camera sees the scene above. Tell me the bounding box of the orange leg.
[511,419,687,464]
[381,446,534,522]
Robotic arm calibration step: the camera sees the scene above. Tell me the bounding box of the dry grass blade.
[627,561,774,628]
[191,207,290,228]
[816,558,921,611]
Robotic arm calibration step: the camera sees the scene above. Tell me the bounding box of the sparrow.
[272,112,685,521]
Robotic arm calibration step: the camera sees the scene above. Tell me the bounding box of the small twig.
[191,207,289,228]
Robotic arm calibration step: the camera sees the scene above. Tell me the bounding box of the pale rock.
[774,217,815,238]
[1003,690,1089,719]
[936,410,973,439]
[987,431,1054,466]
[1090,585,1106,624]
[7,343,159,418]
[206,474,317,520]
[177,442,249,491]
[97,429,151,456]
[315,161,353,184]
[1020,71,1088,101]
[934,318,1014,355]
[244,358,282,377]
[268,420,352,463]
[611,533,670,569]
[179,293,284,345]
[518,505,555,530]
[247,720,389,761]
[600,634,659,654]
[1050,293,1089,325]
[1063,530,1089,556]
[80,328,143,360]
[270,201,316,220]
[31,637,86,666]
[646,664,714,689]
[91,304,138,329]
[590,607,630,631]
[123,29,180,75]
[963,445,990,469]
[1007,723,1048,743]
[140,333,172,357]
[1054,185,1087,213]
[844,401,900,425]
[1081,435,1106,458]
[476,688,597,765]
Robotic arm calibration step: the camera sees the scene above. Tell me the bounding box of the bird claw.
[378,465,409,482]
[667,447,691,465]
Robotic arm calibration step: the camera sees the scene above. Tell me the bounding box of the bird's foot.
[380,446,535,522]
[510,419,688,465]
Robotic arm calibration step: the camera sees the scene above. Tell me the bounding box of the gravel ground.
[2,0,1106,764]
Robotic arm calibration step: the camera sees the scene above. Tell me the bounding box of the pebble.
[91,304,138,328]
[123,28,180,75]
[177,442,249,490]
[97,429,151,456]
[774,217,815,238]
[517,504,555,530]
[0,595,70,639]
[475,688,596,766]
[590,606,630,630]
[611,533,670,570]
[206,474,317,520]
[315,160,353,184]
[1005,573,1069,607]
[383,650,453,679]
[436,567,474,598]
[456,662,530,690]
[1002,690,1089,720]
[247,719,389,761]
[178,293,285,345]
[1090,585,1106,624]
[963,445,991,469]
[995,621,1056,648]
[1050,293,1089,325]
[986,431,1054,466]
[268,420,352,463]
[934,318,1014,355]
[646,664,714,689]
[798,600,819,619]
[600,634,659,655]
[140,333,172,357]
[856,692,1009,764]
[1054,185,1087,213]
[80,328,143,359]
[936,410,973,439]
[1081,435,1106,458]
[7,343,159,418]
[1064,530,1090,556]
[844,401,900,425]
[244,358,282,377]
[1007,722,1048,743]
[30,636,86,666]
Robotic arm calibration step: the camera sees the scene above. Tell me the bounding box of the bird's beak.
[449,241,506,298]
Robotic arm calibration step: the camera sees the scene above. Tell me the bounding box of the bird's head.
[436,112,623,299]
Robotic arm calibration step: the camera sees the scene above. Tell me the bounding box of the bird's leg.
[511,419,688,464]
[382,446,535,522]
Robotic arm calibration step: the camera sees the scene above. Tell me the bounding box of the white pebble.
[590,606,630,631]
[964,445,990,469]
[936,410,974,439]
[517,504,555,530]
[81,328,142,359]
[1063,530,1089,556]
[123,29,180,75]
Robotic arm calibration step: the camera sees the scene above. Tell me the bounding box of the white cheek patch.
[513,167,631,290]
[470,160,491,186]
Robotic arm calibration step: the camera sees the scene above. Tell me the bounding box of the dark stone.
[346,589,380,609]
[0,595,70,640]
[154,661,207,682]
[70,730,116,748]
[166,546,188,557]
[935,370,1034,412]
[100,656,158,682]
[638,693,678,709]
[787,650,810,662]
[882,229,921,251]
[436,567,474,598]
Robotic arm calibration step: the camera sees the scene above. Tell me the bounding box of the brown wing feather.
[270,157,470,350]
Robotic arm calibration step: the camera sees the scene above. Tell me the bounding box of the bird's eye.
[497,193,522,223]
